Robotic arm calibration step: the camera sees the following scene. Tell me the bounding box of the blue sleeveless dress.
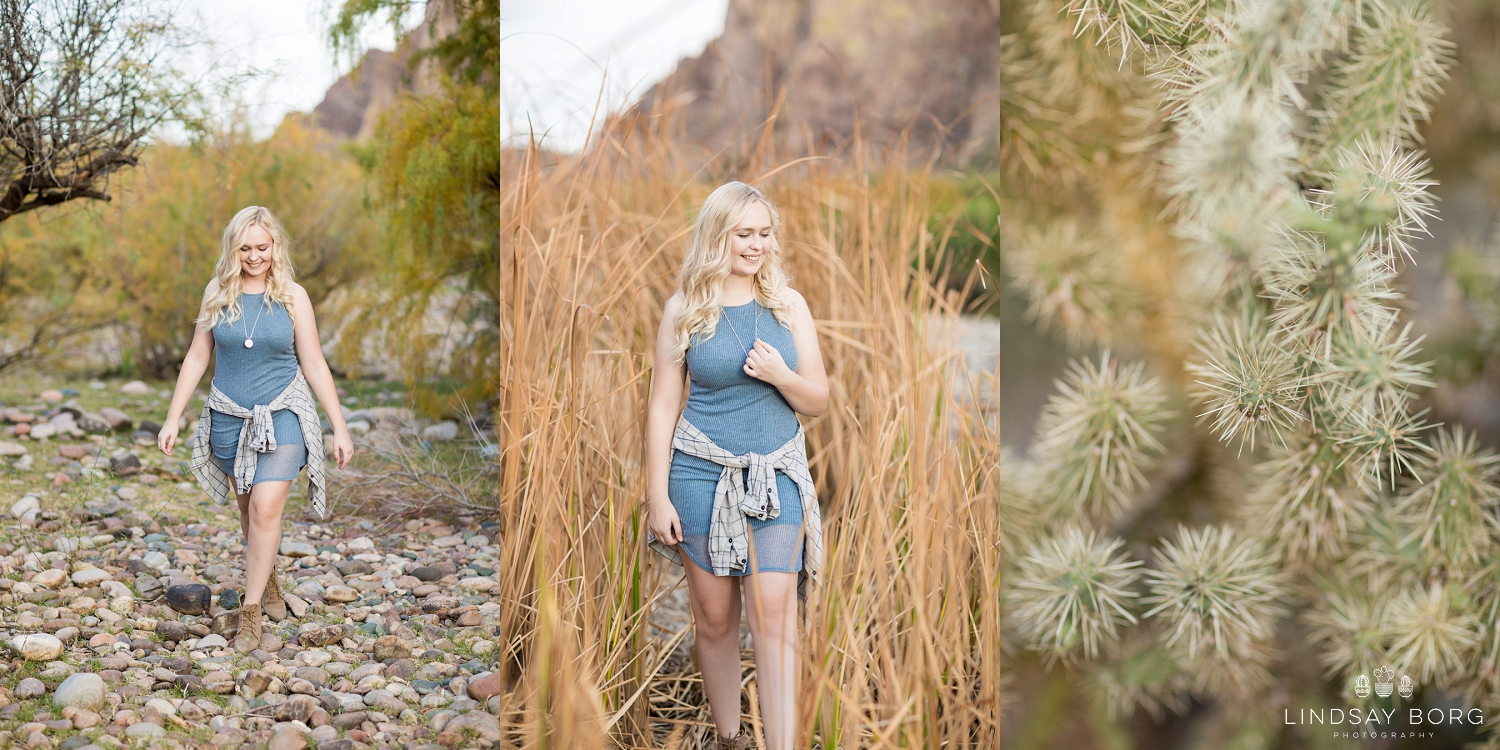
[668,298,805,575]
[209,291,307,484]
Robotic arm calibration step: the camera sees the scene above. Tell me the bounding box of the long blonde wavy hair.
[199,206,298,330]
[669,181,795,365]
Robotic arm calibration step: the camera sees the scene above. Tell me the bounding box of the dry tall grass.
[498,105,1002,748]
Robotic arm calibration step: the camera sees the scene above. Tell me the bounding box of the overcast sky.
[171,1,728,149]
[176,0,418,139]
[501,0,731,152]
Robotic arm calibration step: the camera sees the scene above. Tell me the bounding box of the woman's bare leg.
[744,571,798,750]
[242,480,291,606]
[683,558,745,738]
[236,490,252,537]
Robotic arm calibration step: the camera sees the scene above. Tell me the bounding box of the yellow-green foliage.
[0,118,376,378]
[344,78,499,417]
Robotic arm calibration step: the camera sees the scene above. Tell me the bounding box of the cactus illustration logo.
[1349,667,1418,700]
[1374,666,1395,698]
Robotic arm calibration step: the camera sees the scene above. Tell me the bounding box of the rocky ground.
[0,377,502,750]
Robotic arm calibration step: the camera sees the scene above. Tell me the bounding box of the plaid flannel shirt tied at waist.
[648,415,823,596]
[188,367,328,519]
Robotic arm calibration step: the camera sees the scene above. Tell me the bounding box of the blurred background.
[999,0,1500,747]
[500,0,1002,747]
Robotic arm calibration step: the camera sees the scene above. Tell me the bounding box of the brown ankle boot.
[262,565,287,622]
[234,602,262,654]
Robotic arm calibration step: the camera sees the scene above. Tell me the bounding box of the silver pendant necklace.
[241,295,265,348]
[722,299,761,358]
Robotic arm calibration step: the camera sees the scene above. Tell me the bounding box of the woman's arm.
[746,290,829,417]
[159,282,218,457]
[289,283,353,470]
[645,293,688,543]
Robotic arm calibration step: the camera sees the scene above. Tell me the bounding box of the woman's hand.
[157,423,181,457]
[331,429,354,470]
[744,338,794,386]
[648,499,682,546]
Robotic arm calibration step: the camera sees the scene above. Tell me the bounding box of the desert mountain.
[310,0,457,140]
[627,0,999,163]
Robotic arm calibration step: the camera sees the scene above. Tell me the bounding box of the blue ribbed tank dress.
[209,291,307,484]
[669,298,805,575]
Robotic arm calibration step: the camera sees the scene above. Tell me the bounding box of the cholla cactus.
[1384,582,1480,687]
[1141,524,1289,660]
[1002,0,1500,739]
[1393,427,1500,570]
[1030,352,1172,521]
[1010,525,1143,663]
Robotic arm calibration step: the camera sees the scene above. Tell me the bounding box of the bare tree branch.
[0,0,199,224]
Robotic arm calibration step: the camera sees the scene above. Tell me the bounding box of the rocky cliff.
[628,0,999,163]
[310,0,458,140]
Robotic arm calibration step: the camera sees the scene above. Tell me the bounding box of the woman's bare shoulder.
[204,276,221,295]
[663,290,685,318]
[782,287,811,315]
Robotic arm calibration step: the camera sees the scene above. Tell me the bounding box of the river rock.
[0,440,26,456]
[197,634,228,649]
[269,724,308,750]
[32,569,67,588]
[280,540,317,557]
[211,610,240,634]
[443,710,502,742]
[166,583,212,614]
[70,568,113,586]
[373,635,412,661]
[299,625,347,647]
[242,670,273,692]
[9,633,64,660]
[466,671,505,702]
[158,620,189,642]
[99,407,133,430]
[15,677,46,698]
[120,380,150,394]
[53,673,105,711]
[78,412,110,433]
[422,421,459,441]
[108,453,141,476]
[324,585,358,603]
[10,495,39,518]
[274,694,319,723]
[125,722,164,739]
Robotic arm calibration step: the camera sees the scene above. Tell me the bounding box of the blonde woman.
[646,181,830,750]
[157,206,354,653]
